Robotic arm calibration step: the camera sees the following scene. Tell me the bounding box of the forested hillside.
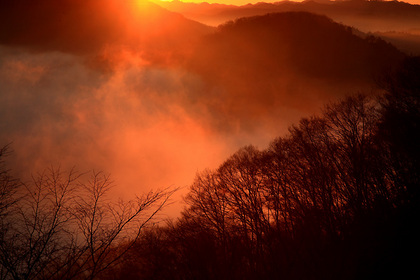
[103,57,420,280]
[186,12,405,130]
[2,55,417,280]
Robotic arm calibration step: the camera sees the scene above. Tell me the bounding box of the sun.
[133,0,160,9]
[119,0,163,23]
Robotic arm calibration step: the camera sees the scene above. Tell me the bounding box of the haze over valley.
[0,0,417,213]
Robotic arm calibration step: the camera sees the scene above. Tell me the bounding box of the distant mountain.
[0,0,213,63]
[183,12,405,127]
[157,0,420,55]
[158,0,420,32]
[374,30,420,56]
[0,0,409,131]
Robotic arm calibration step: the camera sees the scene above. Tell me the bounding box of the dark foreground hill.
[0,0,213,64]
[185,12,405,130]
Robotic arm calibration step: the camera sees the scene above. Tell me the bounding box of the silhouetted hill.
[185,12,405,128]
[374,30,420,56]
[158,0,420,33]
[0,0,213,63]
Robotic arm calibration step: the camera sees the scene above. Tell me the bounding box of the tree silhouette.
[380,56,420,206]
[1,56,418,280]
[0,162,175,280]
[141,80,419,279]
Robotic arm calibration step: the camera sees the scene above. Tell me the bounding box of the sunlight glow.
[150,0,420,6]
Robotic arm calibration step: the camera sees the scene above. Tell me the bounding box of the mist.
[0,42,295,217]
[0,0,409,218]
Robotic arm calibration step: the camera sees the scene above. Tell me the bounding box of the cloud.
[1,7,403,218]
[1,46,284,218]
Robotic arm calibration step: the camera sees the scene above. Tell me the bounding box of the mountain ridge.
[0,0,213,62]
[183,11,406,130]
[157,0,420,32]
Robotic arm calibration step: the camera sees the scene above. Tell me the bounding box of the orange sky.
[162,0,420,6]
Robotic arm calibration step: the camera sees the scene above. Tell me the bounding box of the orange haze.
[0,0,414,218]
[155,0,420,6]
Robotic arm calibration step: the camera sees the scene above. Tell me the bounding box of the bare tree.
[0,145,19,222]
[0,146,21,280]
[183,94,393,279]
[70,172,175,280]
[0,165,175,280]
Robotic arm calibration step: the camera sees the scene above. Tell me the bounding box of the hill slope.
[158,0,420,32]
[0,0,213,64]
[184,12,405,129]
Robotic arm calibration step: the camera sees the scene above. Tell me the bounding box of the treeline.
[106,57,419,280]
[1,57,419,280]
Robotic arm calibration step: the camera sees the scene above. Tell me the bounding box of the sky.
[169,0,420,6]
